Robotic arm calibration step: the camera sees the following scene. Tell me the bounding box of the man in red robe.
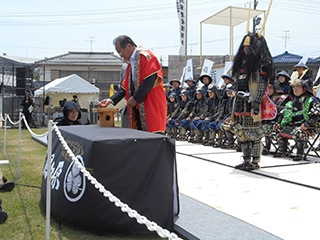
[98,35,167,133]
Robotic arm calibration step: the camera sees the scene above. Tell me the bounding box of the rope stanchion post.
[4,114,7,152]
[18,112,22,176]
[46,120,53,240]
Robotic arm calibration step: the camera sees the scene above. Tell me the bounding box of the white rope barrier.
[5,113,21,125]
[53,125,182,240]
[0,113,5,121]
[20,114,49,138]
[31,131,49,138]
[1,113,49,138]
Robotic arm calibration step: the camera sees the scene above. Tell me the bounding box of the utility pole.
[283,30,290,51]
[87,36,95,52]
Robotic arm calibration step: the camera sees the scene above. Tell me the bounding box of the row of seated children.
[166,65,320,161]
[166,73,239,150]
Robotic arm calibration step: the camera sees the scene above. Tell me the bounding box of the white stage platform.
[175,140,320,240]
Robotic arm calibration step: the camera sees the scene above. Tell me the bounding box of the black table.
[41,125,179,234]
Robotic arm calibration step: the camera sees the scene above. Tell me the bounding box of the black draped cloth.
[41,125,179,234]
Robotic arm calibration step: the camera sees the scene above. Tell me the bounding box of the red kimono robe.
[122,48,167,133]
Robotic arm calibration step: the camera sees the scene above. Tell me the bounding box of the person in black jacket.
[169,79,182,103]
[54,101,82,126]
[201,84,220,146]
[166,92,181,138]
[275,70,292,96]
[189,88,207,143]
[21,93,37,128]
[175,90,195,140]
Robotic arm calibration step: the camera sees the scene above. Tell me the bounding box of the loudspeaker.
[16,67,26,95]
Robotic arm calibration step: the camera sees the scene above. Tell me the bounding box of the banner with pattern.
[176,0,187,55]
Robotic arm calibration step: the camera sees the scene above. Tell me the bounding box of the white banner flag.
[217,61,233,88]
[179,66,186,88]
[184,59,193,81]
[200,59,214,78]
[176,0,187,55]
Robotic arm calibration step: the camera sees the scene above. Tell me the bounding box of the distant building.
[35,52,125,100]
[272,51,320,80]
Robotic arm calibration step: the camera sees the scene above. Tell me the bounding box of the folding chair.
[303,123,320,159]
[277,125,320,160]
[272,124,308,158]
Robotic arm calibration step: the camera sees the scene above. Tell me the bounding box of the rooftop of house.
[272,51,320,64]
[0,53,39,65]
[35,51,124,66]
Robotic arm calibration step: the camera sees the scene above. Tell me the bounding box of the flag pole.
[258,0,273,38]
[246,2,252,34]
[185,0,188,56]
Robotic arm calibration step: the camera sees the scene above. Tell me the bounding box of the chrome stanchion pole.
[46,120,53,240]
[18,112,22,176]
[4,113,7,152]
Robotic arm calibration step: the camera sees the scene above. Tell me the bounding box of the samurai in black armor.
[230,33,275,171]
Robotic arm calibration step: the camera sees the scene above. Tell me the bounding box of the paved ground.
[175,140,320,240]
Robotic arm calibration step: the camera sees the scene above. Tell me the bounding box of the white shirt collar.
[130,48,137,64]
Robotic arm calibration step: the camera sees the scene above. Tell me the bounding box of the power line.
[0,1,319,27]
[1,0,320,58]
[259,0,320,14]
[0,3,174,17]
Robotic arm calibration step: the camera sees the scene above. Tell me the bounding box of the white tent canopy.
[200,6,265,64]
[34,74,100,110]
[201,6,265,27]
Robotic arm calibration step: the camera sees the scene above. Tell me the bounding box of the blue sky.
[1,0,320,65]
